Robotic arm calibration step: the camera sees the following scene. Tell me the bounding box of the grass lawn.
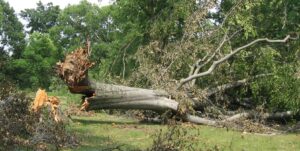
[44,90,300,151]
[60,113,300,151]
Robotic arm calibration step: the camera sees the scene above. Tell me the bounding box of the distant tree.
[95,0,197,78]
[20,1,60,33]
[49,0,113,65]
[0,0,25,58]
[7,32,59,89]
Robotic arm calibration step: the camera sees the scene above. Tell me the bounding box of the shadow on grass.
[72,134,141,151]
[72,118,162,126]
[72,118,138,125]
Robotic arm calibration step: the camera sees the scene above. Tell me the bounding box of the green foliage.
[49,0,113,65]
[148,125,198,151]
[8,32,59,89]
[251,64,300,112]
[205,0,300,112]
[20,1,61,33]
[0,0,299,114]
[97,0,198,79]
[114,0,194,41]
[0,0,25,58]
[219,0,300,39]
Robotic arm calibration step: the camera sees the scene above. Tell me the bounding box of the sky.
[4,0,112,28]
[4,0,112,14]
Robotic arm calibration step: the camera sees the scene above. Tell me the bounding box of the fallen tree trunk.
[82,82,219,125]
[85,82,178,111]
[55,47,220,125]
[55,42,296,126]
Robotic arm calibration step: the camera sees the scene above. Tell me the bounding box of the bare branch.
[222,112,251,122]
[190,32,228,87]
[195,31,228,69]
[185,114,217,125]
[177,35,293,89]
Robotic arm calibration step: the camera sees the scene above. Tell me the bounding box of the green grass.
[61,112,300,151]
[28,90,299,151]
[64,114,157,151]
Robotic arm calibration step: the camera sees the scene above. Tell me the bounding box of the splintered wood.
[32,89,48,112]
[56,47,94,87]
[32,89,62,122]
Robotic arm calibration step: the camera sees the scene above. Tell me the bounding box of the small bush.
[147,124,198,151]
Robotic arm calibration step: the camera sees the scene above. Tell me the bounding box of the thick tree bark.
[85,82,178,112]
[74,81,218,125]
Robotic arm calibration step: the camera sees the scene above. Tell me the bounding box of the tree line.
[0,0,299,114]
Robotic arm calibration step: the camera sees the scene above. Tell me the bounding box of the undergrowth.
[0,81,78,150]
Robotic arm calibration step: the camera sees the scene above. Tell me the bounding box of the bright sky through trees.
[4,0,111,13]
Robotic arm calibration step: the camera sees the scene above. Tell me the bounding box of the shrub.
[147,124,198,151]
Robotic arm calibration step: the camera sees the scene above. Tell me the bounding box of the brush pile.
[0,81,78,150]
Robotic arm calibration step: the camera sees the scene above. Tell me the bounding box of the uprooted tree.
[55,1,300,126]
[55,34,298,126]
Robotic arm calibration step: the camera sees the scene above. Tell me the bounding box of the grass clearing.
[27,91,299,151]
[61,112,300,151]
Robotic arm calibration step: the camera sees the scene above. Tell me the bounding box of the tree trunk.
[55,42,296,126]
[80,82,219,125]
[85,82,178,112]
[52,46,241,126]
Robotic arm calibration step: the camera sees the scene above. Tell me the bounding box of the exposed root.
[56,47,94,88]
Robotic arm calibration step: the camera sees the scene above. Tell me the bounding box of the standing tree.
[0,0,25,59]
[20,1,61,33]
[8,32,59,89]
[49,0,112,63]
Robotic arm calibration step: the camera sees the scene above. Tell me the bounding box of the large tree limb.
[262,111,294,121]
[177,35,293,89]
[190,32,228,87]
[81,82,219,125]
[84,82,178,111]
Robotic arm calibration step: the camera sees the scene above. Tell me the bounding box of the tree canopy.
[20,1,60,33]
[0,0,25,58]
[7,32,58,89]
[1,0,299,114]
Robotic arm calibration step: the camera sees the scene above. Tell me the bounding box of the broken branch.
[177,35,293,89]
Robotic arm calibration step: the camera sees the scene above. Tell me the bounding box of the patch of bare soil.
[64,103,95,117]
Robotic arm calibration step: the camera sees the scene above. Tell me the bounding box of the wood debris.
[32,89,62,122]
[32,89,48,112]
